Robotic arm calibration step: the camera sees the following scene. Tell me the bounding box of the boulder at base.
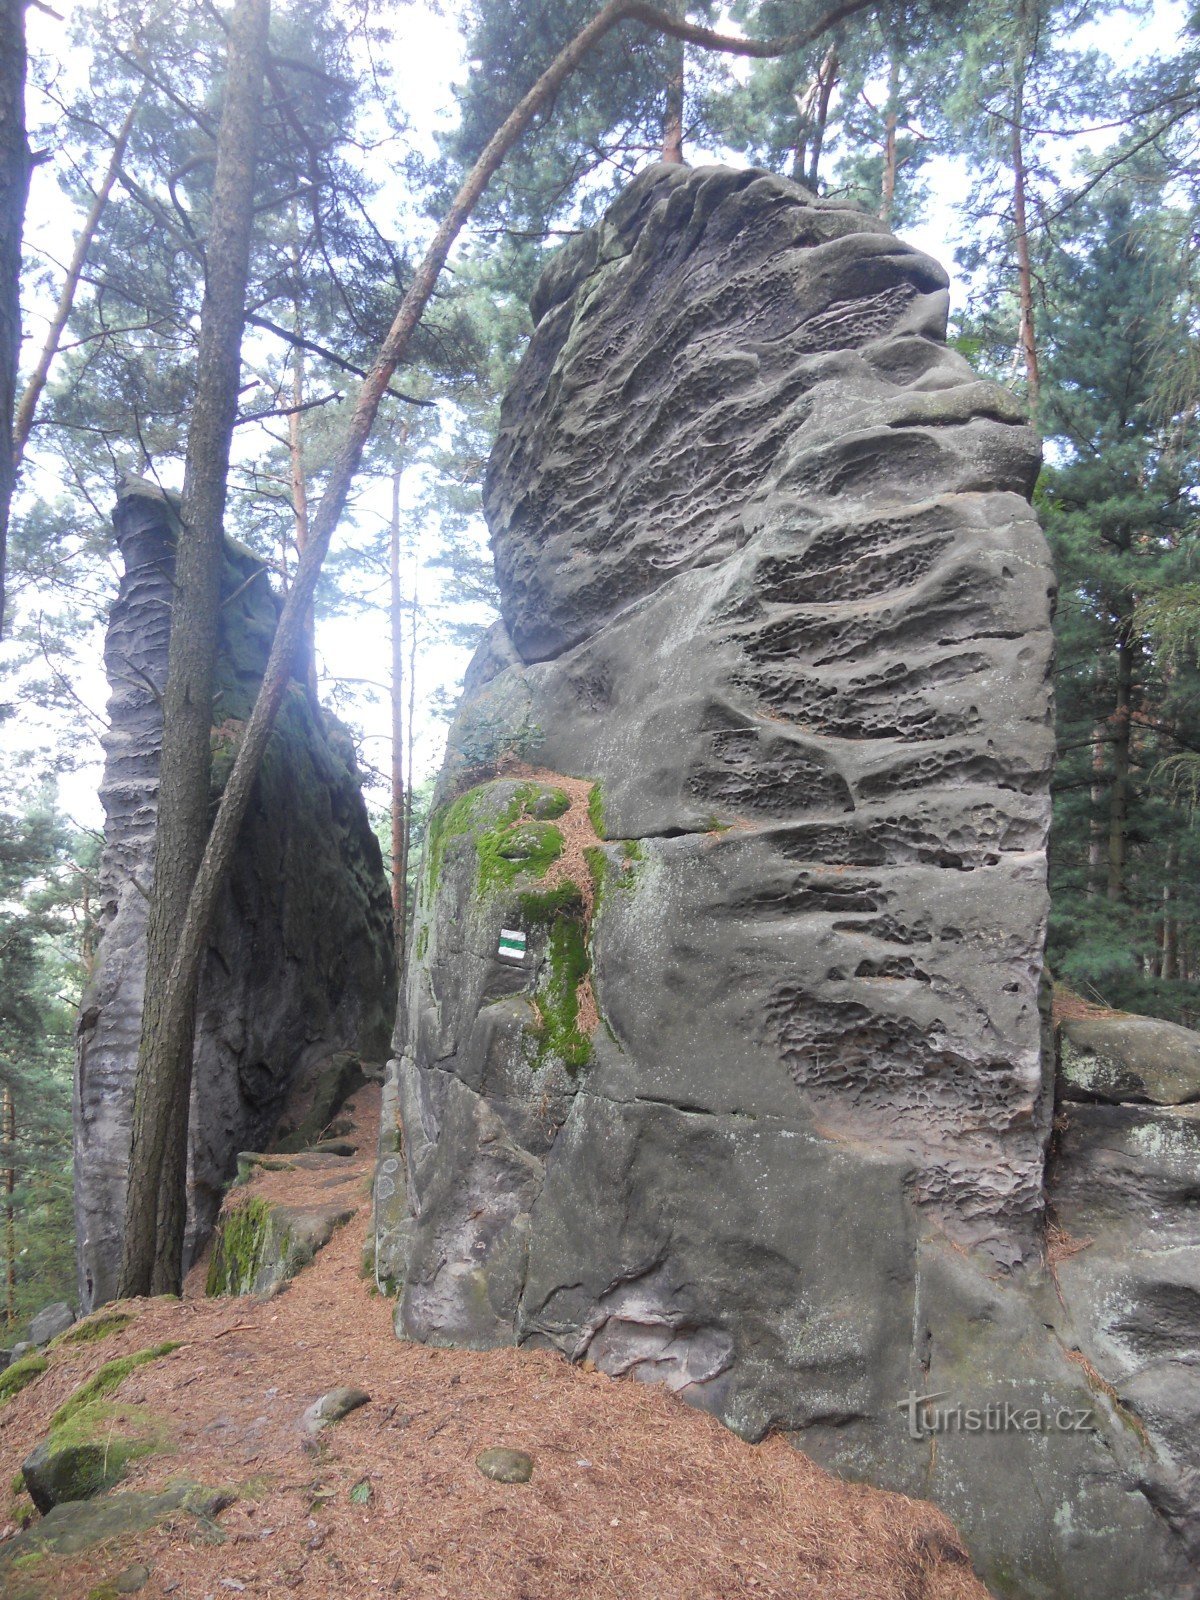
[1059,1009,1200,1104]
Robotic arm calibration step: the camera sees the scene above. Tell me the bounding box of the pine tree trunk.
[286,273,318,700]
[0,0,29,641]
[2,1085,14,1329]
[1106,618,1134,904]
[661,3,685,164]
[118,0,272,1300]
[402,589,419,946]
[1087,719,1106,896]
[879,55,899,225]
[1162,841,1179,981]
[805,47,839,191]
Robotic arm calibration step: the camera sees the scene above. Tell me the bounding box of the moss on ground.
[205,1195,276,1296]
[50,1310,135,1350]
[51,1345,182,1431]
[0,1355,48,1406]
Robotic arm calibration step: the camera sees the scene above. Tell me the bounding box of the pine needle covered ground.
[0,1088,988,1600]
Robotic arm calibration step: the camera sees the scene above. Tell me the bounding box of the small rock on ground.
[476,1447,534,1484]
[301,1386,370,1434]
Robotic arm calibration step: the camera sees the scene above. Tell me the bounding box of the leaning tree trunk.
[879,53,899,225]
[804,46,839,191]
[118,0,272,1300]
[0,0,30,640]
[110,0,877,1301]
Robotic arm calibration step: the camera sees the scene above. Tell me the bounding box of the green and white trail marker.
[498,928,526,963]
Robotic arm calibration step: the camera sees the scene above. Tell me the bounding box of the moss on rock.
[530,913,592,1073]
[23,1400,170,1512]
[425,781,570,903]
[50,1310,136,1350]
[0,1355,48,1406]
[205,1195,276,1296]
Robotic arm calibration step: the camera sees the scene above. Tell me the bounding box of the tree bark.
[118,0,272,1300]
[1163,840,1179,982]
[1087,717,1106,896]
[286,262,318,699]
[0,0,30,640]
[806,47,839,191]
[109,0,875,1302]
[12,87,145,468]
[879,54,899,225]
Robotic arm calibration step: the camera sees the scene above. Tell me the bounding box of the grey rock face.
[27,1302,74,1347]
[1060,1010,1200,1104]
[378,166,1199,1597]
[76,481,394,1312]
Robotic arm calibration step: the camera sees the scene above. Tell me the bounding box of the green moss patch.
[51,1345,181,1431]
[51,1310,135,1350]
[518,880,584,923]
[206,1195,275,1296]
[530,913,593,1074]
[478,819,563,894]
[0,1355,48,1405]
[25,1400,171,1508]
[424,781,571,904]
[587,782,606,839]
[526,786,569,820]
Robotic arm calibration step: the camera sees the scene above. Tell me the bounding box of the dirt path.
[0,1088,988,1600]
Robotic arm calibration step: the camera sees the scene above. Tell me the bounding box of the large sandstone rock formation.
[76,480,394,1311]
[377,166,1200,1597]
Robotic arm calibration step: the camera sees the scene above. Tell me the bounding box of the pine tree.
[1040,169,1200,1013]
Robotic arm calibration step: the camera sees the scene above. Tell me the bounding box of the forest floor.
[0,1088,989,1600]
